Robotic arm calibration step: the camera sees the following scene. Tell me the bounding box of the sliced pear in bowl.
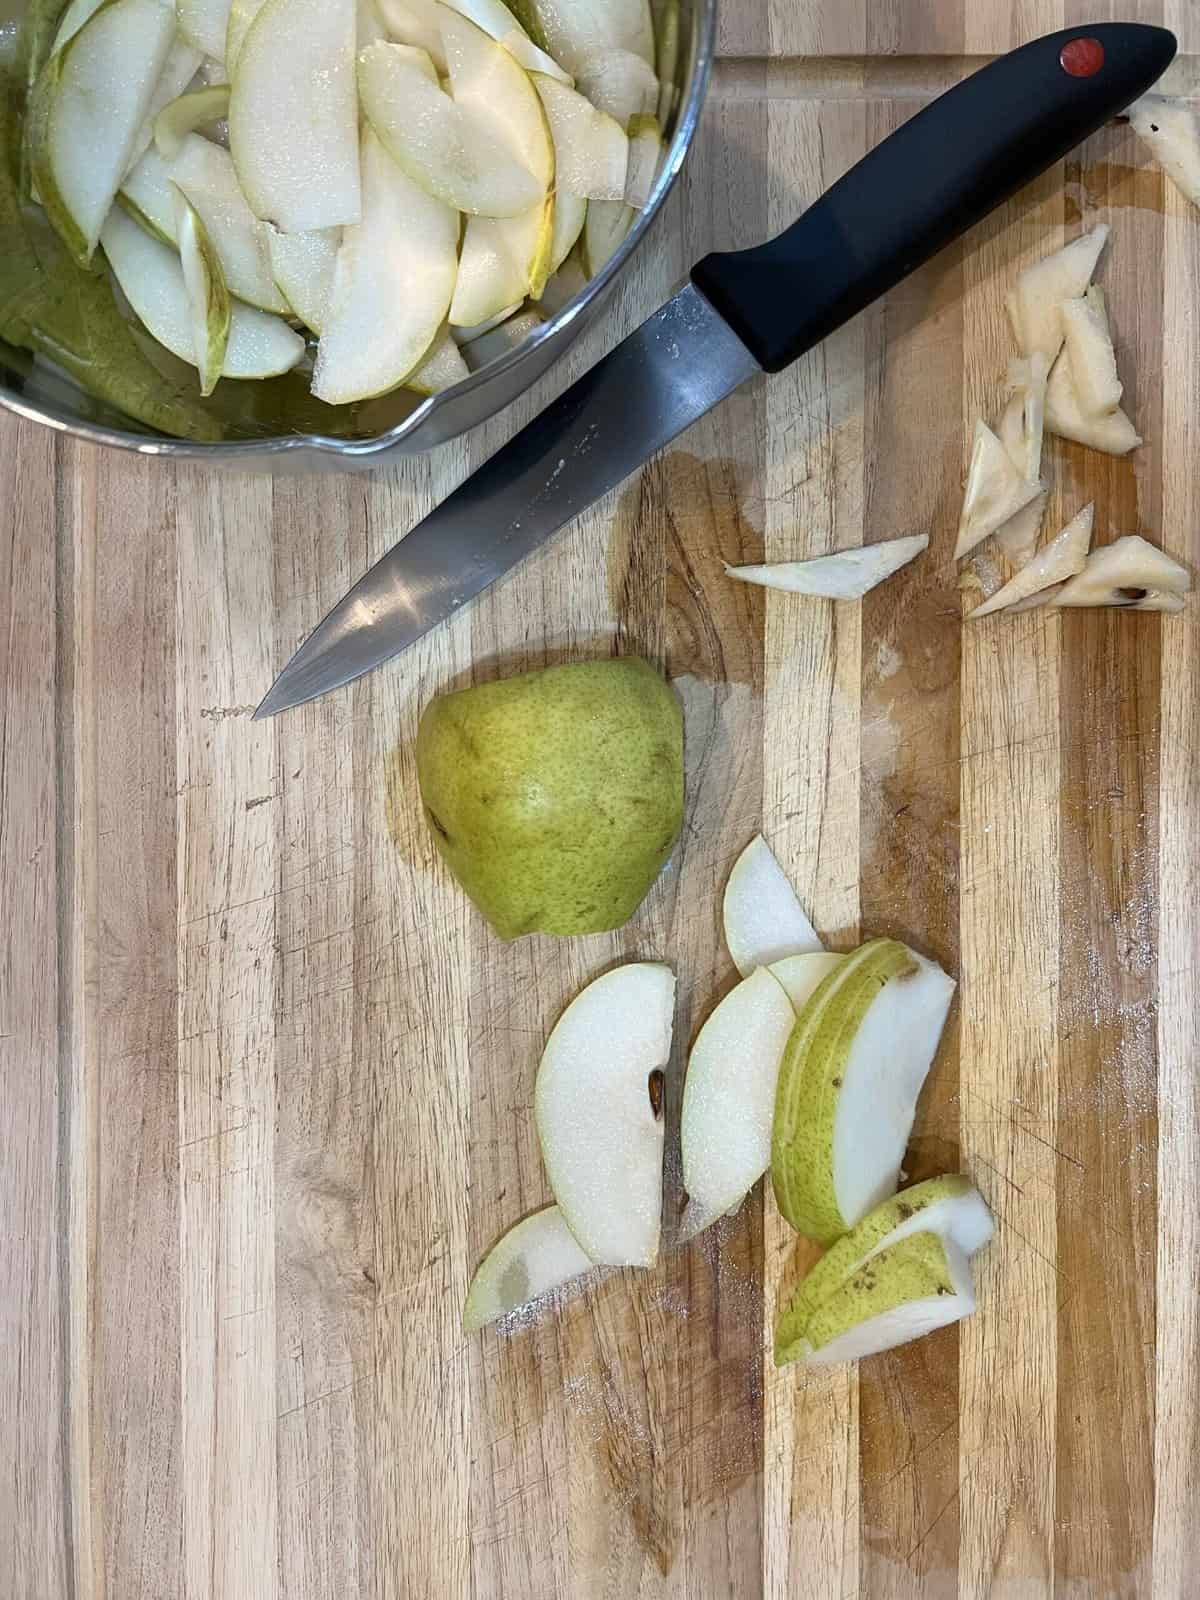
[534,962,674,1267]
[266,226,339,333]
[120,145,179,244]
[723,834,822,978]
[51,0,107,52]
[155,86,232,163]
[1052,534,1190,611]
[771,938,956,1245]
[312,130,459,404]
[99,206,305,380]
[358,41,544,217]
[774,1173,993,1363]
[575,46,659,128]
[451,200,556,323]
[174,188,231,397]
[461,306,543,370]
[170,134,291,313]
[229,0,361,232]
[226,0,270,73]
[29,0,177,263]
[581,196,632,277]
[524,0,655,75]
[532,75,628,198]
[131,39,207,172]
[623,112,661,208]
[463,1205,595,1332]
[406,327,471,393]
[437,0,572,80]
[178,0,235,60]
[377,0,449,70]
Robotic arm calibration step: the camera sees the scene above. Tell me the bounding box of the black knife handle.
[690,24,1176,374]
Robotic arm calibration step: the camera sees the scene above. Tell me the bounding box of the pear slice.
[99,206,305,378]
[441,0,572,79]
[534,962,674,1267]
[131,39,206,171]
[170,134,290,312]
[970,504,1094,618]
[783,1230,977,1366]
[537,248,587,312]
[1052,534,1190,611]
[358,0,389,45]
[1008,581,1065,613]
[450,301,524,343]
[525,0,655,76]
[771,939,956,1244]
[312,131,458,404]
[1059,292,1122,418]
[377,0,448,70]
[174,189,231,395]
[51,0,107,52]
[266,226,339,333]
[406,329,471,393]
[774,1174,993,1362]
[155,86,232,162]
[178,0,234,60]
[225,0,270,73]
[575,47,659,127]
[228,0,361,233]
[546,189,587,276]
[462,306,544,369]
[29,0,177,263]
[440,5,554,188]
[1009,224,1108,361]
[581,196,633,276]
[532,75,628,199]
[1128,94,1200,208]
[1045,348,1142,455]
[119,145,179,244]
[997,352,1049,482]
[678,966,797,1240]
[654,0,679,124]
[955,419,1041,559]
[451,200,556,323]
[463,1205,595,1331]
[993,492,1045,568]
[358,41,544,217]
[723,834,822,978]
[623,112,661,208]
[726,533,929,599]
[769,952,845,1013]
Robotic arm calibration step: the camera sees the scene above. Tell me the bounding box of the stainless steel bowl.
[0,0,715,468]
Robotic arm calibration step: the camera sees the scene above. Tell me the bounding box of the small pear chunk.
[1045,349,1142,455]
[463,1205,595,1331]
[723,834,823,979]
[405,328,471,394]
[1052,535,1190,611]
[1059,292,1123,418]
[955,419,1041,559]
[1009,224,1108,361]
[726,535,929,598]
[174,188,231,396]
[1128,94,1200,208]
[969,504,1094,617]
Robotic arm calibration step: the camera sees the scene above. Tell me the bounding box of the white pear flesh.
[527,0,655,75]
[971,504,1094,618]
[1010,224,1108,361]
[769,952,845,1013]
[440,6,554,188]
[771,939,956,1244]
[155,87,232,163]
[1052,534,1190,612]
[377,0,448,70]
[99,206,305,378]
[450,300,525,343]
[575,46,659,127]
[533,962,674,1267]
[175,188,231,396]
[654,0,678,123]
[545,187,587,276]
[1045,350,1141,455]
[312,131,459,404]
[266,227,340,333]
[678,966,797,1240]
[177,0,234,60]
[1128,94,1200,208]
[774,1173,993,1361]
[723,833,822,978]
[132,39,206,170]
[955,419,1041,559]
[1059,293,1123,418]
[406,328,471,393]
[997,352,1049,482]
[51,0,107,51]
[581,196,633,277]
[228,0,361,233]
[623,113,661,208]
[170,134,291,312]
[439,0,572,80]
[225,0,270,73]
[120,145,179,243]
[533,74,628,199]
[463,1205,594,1331]
[726,533,929,599]
[794,1231,976,1367]
[357,41,543,217]
[357,0,389,45]
[451,201,555,323]
[993,491,1046,568]
[462,307,543,369]
[33,0,177,262]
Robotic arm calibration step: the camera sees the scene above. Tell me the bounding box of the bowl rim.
[0,0,718,460]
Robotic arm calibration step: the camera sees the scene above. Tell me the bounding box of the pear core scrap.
[416,657,684,938]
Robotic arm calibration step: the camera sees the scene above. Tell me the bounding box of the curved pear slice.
[534,962,674,1267]
[51,0,107,52]
[654,0,678,124]
[377,0,448,70]
[358,42,543,217]
[450,202,555,324]
[774,1174,993,1362]
[679,966,796,1241]
[225,0,269,73]
[406,328,470,394]
[450,300,524,343]
[575,47,659,128]
[462,306,543,369]
[155,86,232,162]
[170,135,290,312]
[266,226,339,333]
[131,39,206,171]
[772,939,956,1244]
[1010,224,1108,362]
[357,0,389,46]
[581,196,632,276]
[229,0,361,233]
[524,0,654,74]
[1052,534,1190,611]
[546,191,586,277]
[99,206,305,379]
[1044,349,1141,455]
[768,952,845,1012]
[624,113,661,207]
[440,6,553,188]
[970,504,1094,618]
[178,0,234,60]
[175,189,231,396]
[532,75,628,198]
[120,146,179,243]
[788,1231,976,1367]
[440,0,572,80]
[312,130,458,404]
[723,834,822,979]
[955,419,1041,559]
[463,1205,594,1332]
[726,535,929,600]
[31,0,177,263]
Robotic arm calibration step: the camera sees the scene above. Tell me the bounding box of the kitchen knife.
[256,23,1176,719]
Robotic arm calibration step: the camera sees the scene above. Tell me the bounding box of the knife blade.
[257,22,1176,719]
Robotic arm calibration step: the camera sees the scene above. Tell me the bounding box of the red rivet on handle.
[1060,37,1105,77]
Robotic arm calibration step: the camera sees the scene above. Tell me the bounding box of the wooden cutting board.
[4,4,1200,1595]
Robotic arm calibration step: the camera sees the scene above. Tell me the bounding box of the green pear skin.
[416,657,684,939]
[771,938,918,1244]
[774,1174,975,1355]
[779,1230,955,1367]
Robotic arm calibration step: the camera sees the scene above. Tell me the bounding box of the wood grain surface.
[3,4,1200,1596]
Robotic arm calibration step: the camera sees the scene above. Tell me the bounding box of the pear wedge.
[442,0,572,79]
[99,206,305,378]
[532,75,627,198]
[170,134,291,312]
[51,0,107,52]
[29,0,177,263]
[1128,94,1200,209]
[266,226,339,333]
[1045,348,1141,455]
[377,0,448,70]
[119,145,179,243]
[1059,291,1123,418]
[405,327,471,393]
[357,0,389,45]
[774,1174,993,1362]
[1052,534,1190,611]
[726,535,929,599]
[970,505,1094,618]
[783,1230,977,1366]
[451,201,555,323]
[581,195,632,276]
[1010,224,1108,361]
[463,1205,595,1331]
[523,0,654,75]
[534,963,674,1267]
[312,130,458,404]
[955,419,1042,559]
[769,952,845,1012]
[131,38,206,171]
[771,938,956,1244]
[178,0,234,60]
[174,188,231,395]
[623,112,661,207]
[228,0,361,233]
[723,834,822,978]
[575,46,659,127]
[155,86,232,162]
[225,0,269,73]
